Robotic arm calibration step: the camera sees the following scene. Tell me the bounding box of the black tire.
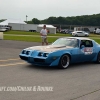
[96,52,100,63]
[85,35,87,36]
[58,54,70,69]
[75,34,78,37]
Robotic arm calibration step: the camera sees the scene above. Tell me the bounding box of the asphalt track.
[0,40,100,100]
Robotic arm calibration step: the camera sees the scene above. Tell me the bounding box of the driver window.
[80,40,86,47]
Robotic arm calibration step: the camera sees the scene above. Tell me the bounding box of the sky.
[0,0,100,21]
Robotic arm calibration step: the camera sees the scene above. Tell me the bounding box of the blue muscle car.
[19,37,100,69]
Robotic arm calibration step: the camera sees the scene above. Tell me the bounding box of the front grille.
[20,56,28,60]
[34,58,45,62]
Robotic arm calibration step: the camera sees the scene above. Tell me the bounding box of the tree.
[32,18,40,24]
[0,19,6,22]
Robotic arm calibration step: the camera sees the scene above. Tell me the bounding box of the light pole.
[26,15,28,22]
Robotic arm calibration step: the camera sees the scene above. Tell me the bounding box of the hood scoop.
[52,46,66,48]
[46,45,66,49]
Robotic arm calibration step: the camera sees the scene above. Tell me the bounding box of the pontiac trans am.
[19,37,100,69]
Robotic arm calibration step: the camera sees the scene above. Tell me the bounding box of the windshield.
[52,38,78,47]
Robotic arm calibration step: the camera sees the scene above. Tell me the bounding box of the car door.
[79,40,96,62]
[77,32,83,36]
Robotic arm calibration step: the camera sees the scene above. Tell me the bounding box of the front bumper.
[19,55,60,67]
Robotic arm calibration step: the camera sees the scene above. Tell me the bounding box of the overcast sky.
[0,0,100,21]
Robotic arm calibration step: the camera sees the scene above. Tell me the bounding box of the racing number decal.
[81,47,93,55]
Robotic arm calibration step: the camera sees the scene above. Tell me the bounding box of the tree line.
[0,13,100,26]
[26,13,100,26]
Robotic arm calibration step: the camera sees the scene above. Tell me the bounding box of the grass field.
[4,31,71,36]
[4,31,100,43]
[4,35,58,43]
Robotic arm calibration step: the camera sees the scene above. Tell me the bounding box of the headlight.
[26,51,30,55]
[38,52,49,57]
[45,53,49,57]
[22,50,30,55]
[38,52,43,56]
[22,50,26,54]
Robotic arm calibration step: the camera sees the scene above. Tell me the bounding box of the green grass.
[4,30,40,35]
[3,30,100,43]
[4,35,58,43]
[89,33,100,37]
[3,30,71,43]
[92,39,100,44]
[4,30,100,37]
[4,30,71,36]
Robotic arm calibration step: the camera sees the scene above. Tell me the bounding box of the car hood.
[25,45,73,52]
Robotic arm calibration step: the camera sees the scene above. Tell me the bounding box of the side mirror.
[80,45,85,49]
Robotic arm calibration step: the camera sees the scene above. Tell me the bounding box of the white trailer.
[74,27,96,33]
[37,24,56,34]
[88,27,95,33]
[96,28,100,34]
[9,23,38,32]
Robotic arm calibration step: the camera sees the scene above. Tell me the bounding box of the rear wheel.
[75,34,78,37]
[96,52,100,63]
[58,54,70,69]
[85,34,88,37]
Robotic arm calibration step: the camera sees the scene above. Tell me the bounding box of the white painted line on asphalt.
[0,58,20,62]
[0,62,26,67]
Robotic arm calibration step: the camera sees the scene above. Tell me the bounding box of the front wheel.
[58,54,70,69]
[96,52,100,63]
